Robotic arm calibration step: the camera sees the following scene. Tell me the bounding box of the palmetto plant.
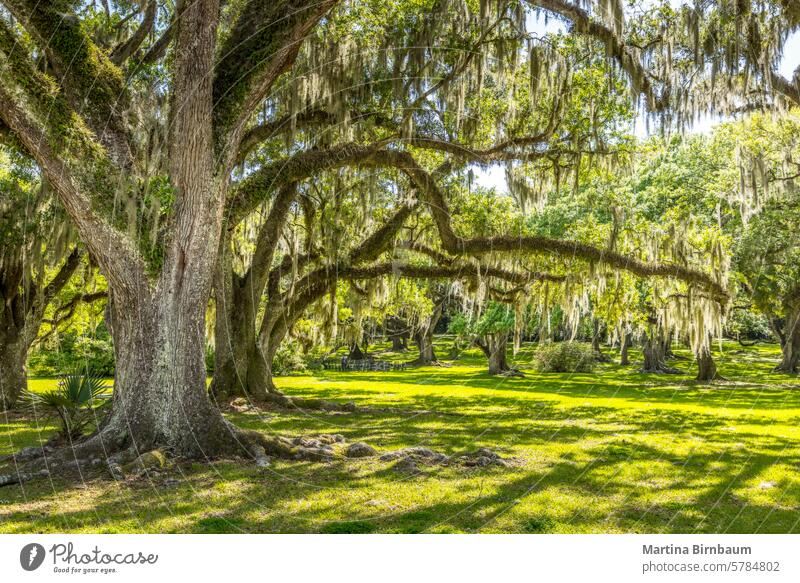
[23,373,110,440]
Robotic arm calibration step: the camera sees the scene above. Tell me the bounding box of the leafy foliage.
[534,342,595,373]
[272,339,308,376]
[28,328,115,377]
[22,372,109,439]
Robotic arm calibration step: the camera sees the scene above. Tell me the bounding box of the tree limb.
[110,0,157,65]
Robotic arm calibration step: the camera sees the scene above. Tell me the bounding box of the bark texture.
[413,301,444,365]
[695,347,720,381]
[774,302,800,373]
[477,333,510,375]
[640,334,680,374]
[0,249,81,409]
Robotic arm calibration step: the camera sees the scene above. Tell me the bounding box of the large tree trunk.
[244,342,279,399]
[641,333,679,374]
[774,304,800,373]
[0,339,27,410]
[414,326,438,364]
[209,266,260,401]
[485,333,509,375]
[99,285,243,457]
[412,301,443,365]
[695,346,719,381]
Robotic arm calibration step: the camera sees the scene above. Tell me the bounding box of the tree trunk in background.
[640,333,678,373]
[414,328,437,364]
[348,343,366,360]
[0,250,81,410]
[695,346,719,381]
[591,318,610,362]
[641,339,663,371]
[485,333,509,375]
[0,339,27,410]
[412,300,443,365]
[619,332,631,366]
[774,303,800,373]
[386,316,409,351]
[210,267,259,401]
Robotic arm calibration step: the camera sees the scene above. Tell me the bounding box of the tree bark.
[619,332,631,366]
[591,318,610,362]
[774,303,800,373]
[414,328,438,364]
[640,333,679,374]
[412,295,444,365]
[485,333,509,375]
[695,346,719,381]
[0,339,27,410]
[100,288,243,457]
[386,315,409,351]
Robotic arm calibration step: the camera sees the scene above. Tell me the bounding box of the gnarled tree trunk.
[695,346,720,381]
[641,333,679,374]
[102,290,243,457]
[478,333,510,375]
[774,303,800,373]
[0,338,27,410]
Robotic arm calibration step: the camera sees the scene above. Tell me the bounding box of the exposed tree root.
[639,366,683,374]
[379,446,515,475]
[407,359,450,367]
[223,393,456,417]
[495,368,525,378]
[0,421,349,488]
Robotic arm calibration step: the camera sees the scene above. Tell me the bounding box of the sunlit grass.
[1,341,799,533]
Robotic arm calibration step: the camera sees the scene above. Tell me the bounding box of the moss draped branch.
[368,149,730,303]
[527,0,666,110]
[2,0,133,165]
[213,0,338,165]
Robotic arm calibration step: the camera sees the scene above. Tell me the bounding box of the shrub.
[534,342,595,373]
[28,328,116,377]
[272,339,307,375]
[22,372,110,440]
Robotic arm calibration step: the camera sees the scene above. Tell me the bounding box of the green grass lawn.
[2,341,799,534]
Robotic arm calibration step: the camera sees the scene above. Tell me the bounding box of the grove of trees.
[1,0,799,485]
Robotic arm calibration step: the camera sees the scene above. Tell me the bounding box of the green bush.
[534,342,595,373]
[272,339,307,376]
[28,328,116,377]
[22,372,110,439]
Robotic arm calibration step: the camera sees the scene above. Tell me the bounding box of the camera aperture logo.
[19,542,158,574]
[20,543,46,571]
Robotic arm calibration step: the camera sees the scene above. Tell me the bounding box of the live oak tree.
[0,0,342,468]
[0,0,742,485]
[0,151,85,409]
